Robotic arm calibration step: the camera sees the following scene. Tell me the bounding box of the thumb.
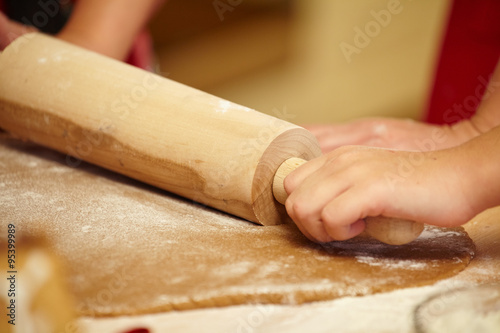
[0,12,38,50]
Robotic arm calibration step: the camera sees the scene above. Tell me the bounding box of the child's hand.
[304,118,474,153]
[293,64,500,243]
[283,145,479,243]
[0,12,37,50]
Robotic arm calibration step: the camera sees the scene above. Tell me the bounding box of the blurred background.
[149,0,451,124]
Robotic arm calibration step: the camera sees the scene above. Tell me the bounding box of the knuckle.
[283,172,297,193]
[322,219,351,241]
[290,200,312,222]
[320,207,335,224]
[325,147,361,168]
[307,222,333,244]
[327,229,351,241]
[356,186,385,216]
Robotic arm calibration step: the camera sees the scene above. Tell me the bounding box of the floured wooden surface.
[0,137,475,320]
[80,209,500,333]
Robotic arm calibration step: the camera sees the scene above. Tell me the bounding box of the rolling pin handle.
[272,157,424,245]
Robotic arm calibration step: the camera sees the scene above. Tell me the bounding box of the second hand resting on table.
[285,62,500,243]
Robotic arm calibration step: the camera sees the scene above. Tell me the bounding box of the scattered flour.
[355,255,428,270]
[1,138,490,333]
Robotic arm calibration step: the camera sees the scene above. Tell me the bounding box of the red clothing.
[425,0,500,124]
[124,28,154,71]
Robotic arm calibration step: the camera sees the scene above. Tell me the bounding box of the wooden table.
[80,208,500,332]
[1,136,498,333]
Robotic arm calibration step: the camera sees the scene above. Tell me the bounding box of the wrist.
[444,119,483,148]
[452,126,500,218]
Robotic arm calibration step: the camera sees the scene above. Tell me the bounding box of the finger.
[290,213,333,243]
[323,218,366,241]
[286,197,331,243]
[286,174,351,242]
[283,155,327,194]
[0,13,37,50]
[290,190,364,242]
[321,186,382,237]
[316,129,374,152]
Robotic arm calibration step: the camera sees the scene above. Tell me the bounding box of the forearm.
[57,0,164,60]
[449,60,500,142]
[284,125,500,243]
[455,123,500,217]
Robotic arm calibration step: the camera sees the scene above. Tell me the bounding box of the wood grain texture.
[0,138,475,318]
[0,33,320,226]
[0,33,421,245]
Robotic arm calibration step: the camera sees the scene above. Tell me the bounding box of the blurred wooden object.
[0,235,80,333]
[462,207,500,283]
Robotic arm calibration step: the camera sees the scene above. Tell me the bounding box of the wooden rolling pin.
[0,33,423,245]
[272,158,424,245]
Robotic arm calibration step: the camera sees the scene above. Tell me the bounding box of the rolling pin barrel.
[272,158,424,245]
[0,33,423,245]
[0,33,319,227]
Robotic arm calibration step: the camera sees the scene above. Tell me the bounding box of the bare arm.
[465,63,500,134]
[1,0,164,60]
[285,60,500,243]
[57,0,164,61]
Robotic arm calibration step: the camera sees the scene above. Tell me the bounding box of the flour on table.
[0,138,476,316]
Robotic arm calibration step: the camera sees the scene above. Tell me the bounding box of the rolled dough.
[0,137,475,316]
